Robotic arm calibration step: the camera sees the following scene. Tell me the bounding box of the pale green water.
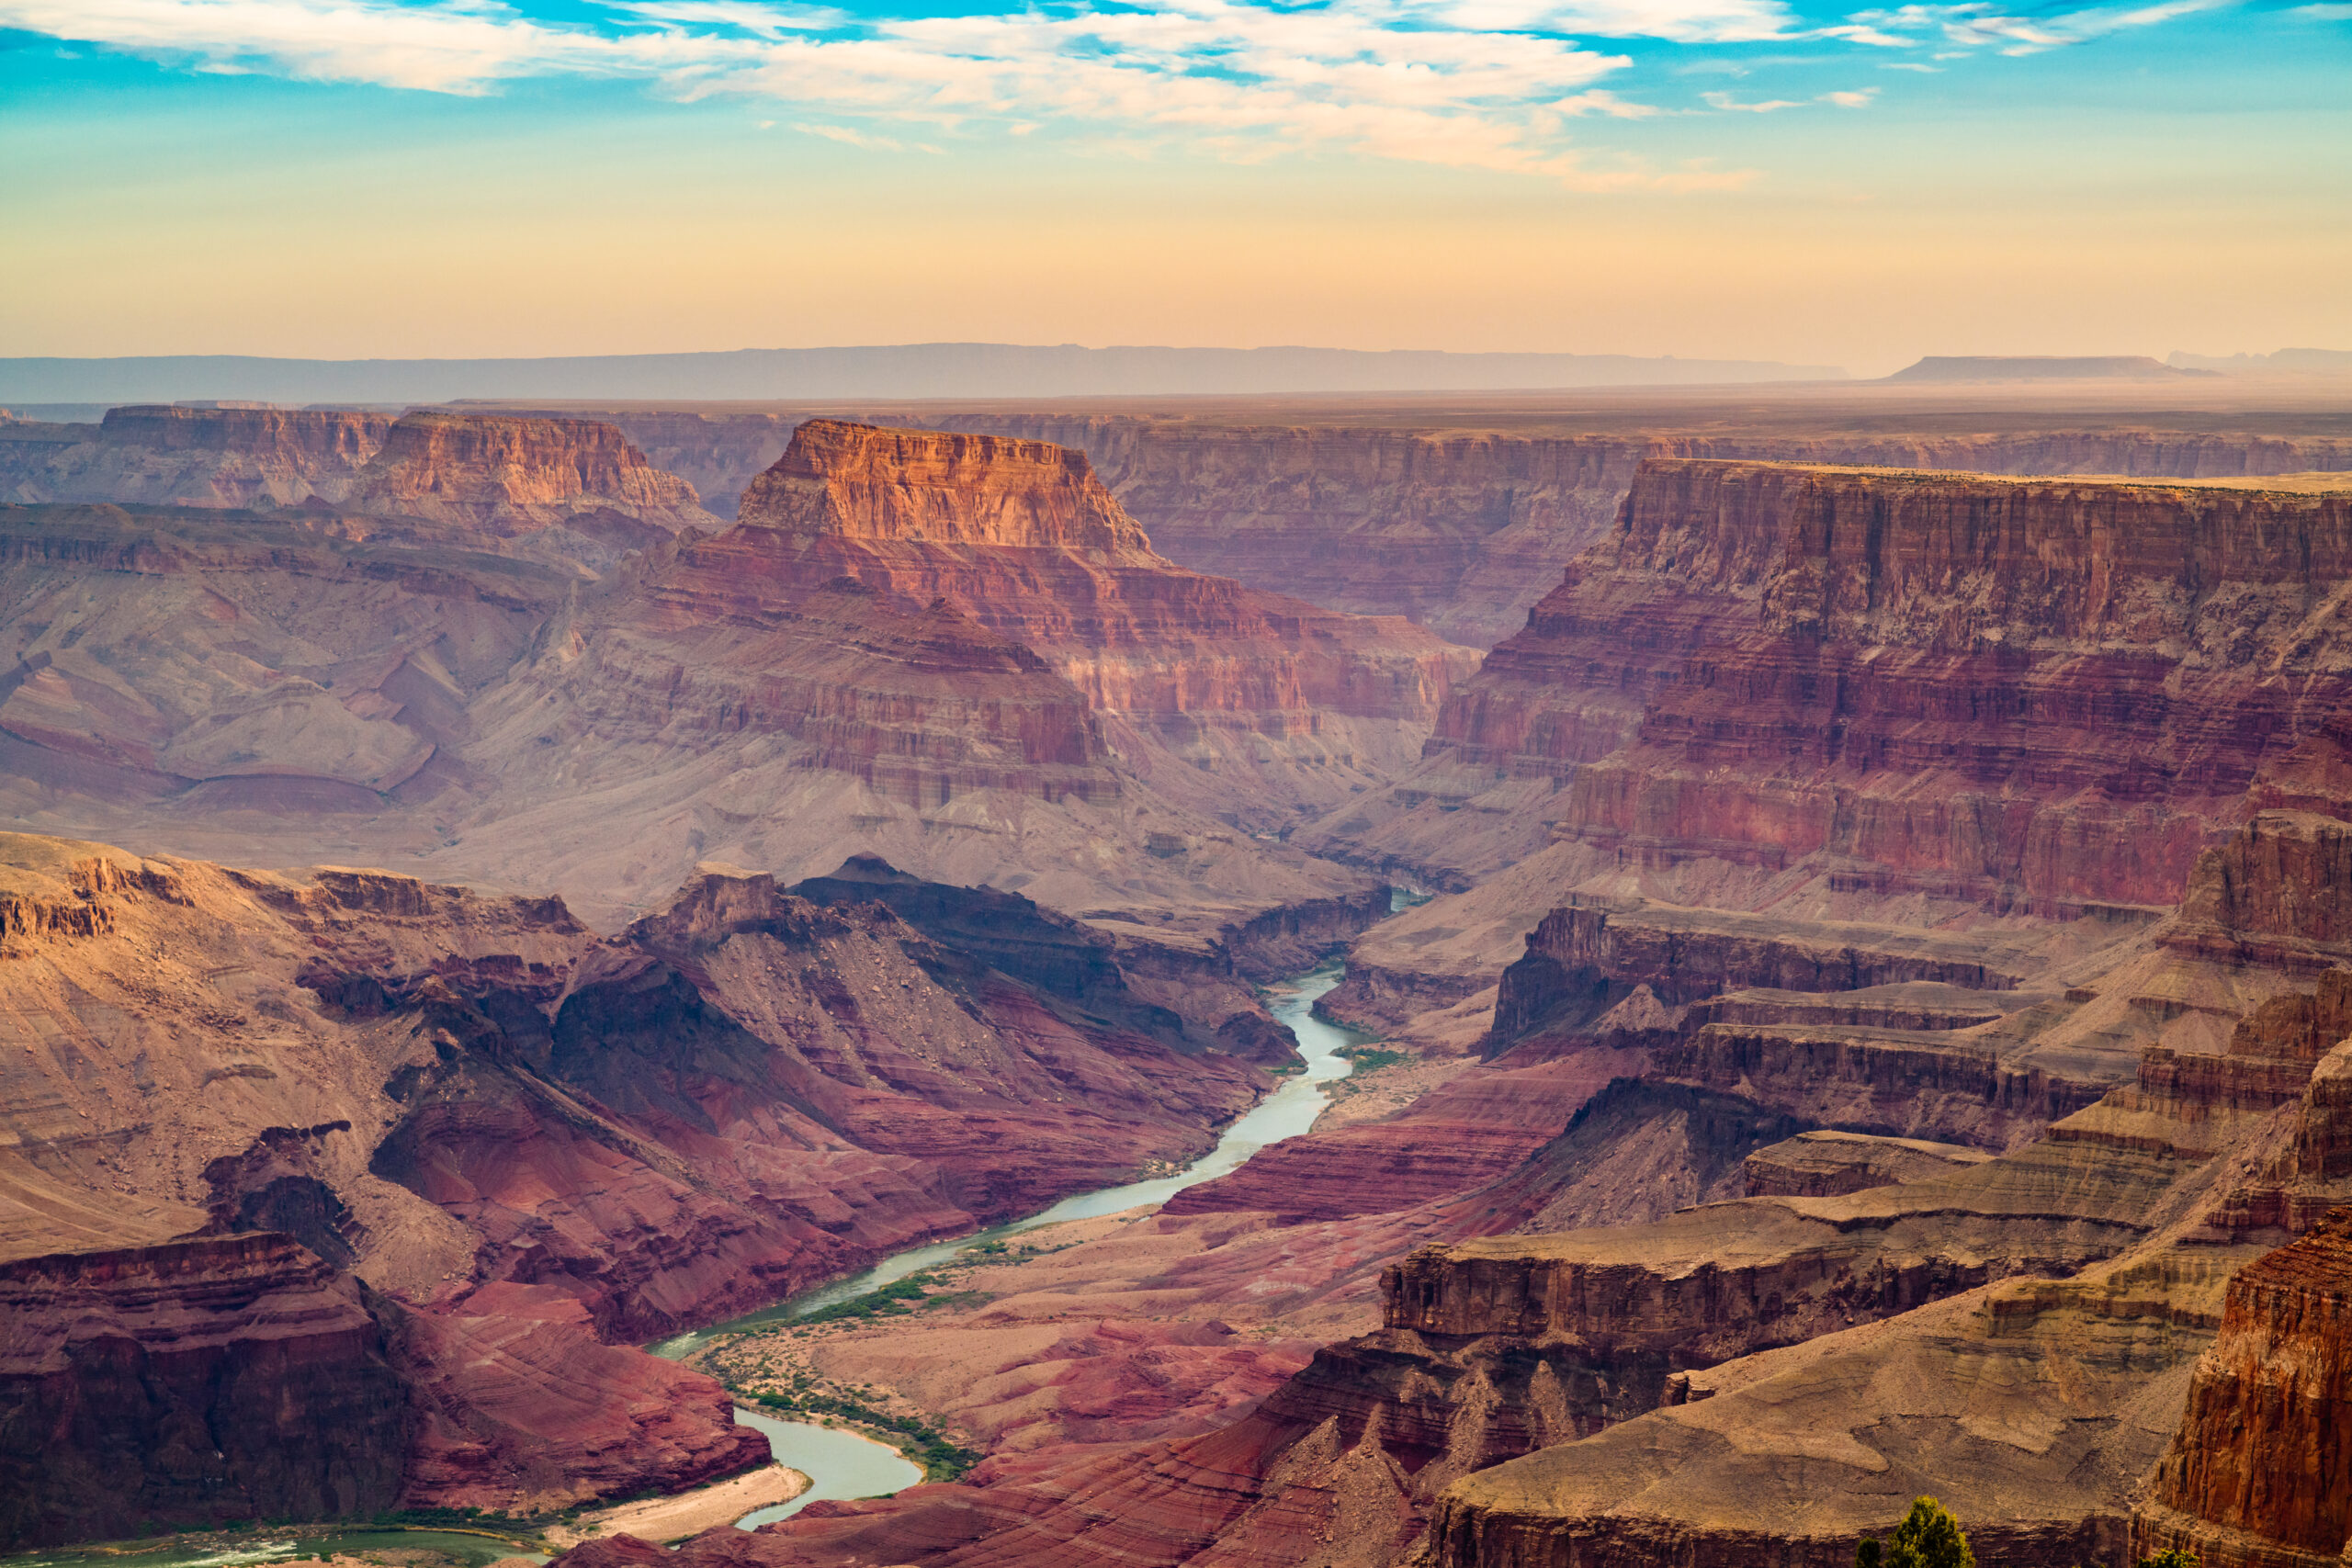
[729,1410,924,1529]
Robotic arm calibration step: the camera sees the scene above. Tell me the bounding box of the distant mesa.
[2169,346,2352,375]
[1886,354,2212,382]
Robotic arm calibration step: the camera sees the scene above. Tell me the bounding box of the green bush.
[1855,1497,1973,1568]
[2137,1551,2201,1568]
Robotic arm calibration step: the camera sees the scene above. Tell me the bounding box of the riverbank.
[539,1465,808,1550]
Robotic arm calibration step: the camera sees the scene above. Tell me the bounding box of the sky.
[0,0,2346,375]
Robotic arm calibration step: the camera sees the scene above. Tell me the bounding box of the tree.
[2137,1551,2200,1568]
[1855,1497,1973,1568]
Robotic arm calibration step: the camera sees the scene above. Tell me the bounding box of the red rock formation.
[0,1234,406,1548]
[2135,1206,2352,1568]
[388,1283,768,1511]
[727,422,1477,756]
[349,412,711,536]
[1347,462,2352,906]
[741,418,1152,552]
[588,408,2352,648]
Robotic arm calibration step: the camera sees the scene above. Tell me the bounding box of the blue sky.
[2,0,2345,369]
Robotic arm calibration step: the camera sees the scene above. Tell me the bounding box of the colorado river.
[653,961,1369,1527]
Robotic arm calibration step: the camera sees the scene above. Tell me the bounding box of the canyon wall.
[1320,463,2352,900]
[729,421,1477,755]
[0,407,711,544]
[0,1234,406,1548]
[598,408,2352,647]
[0,405,392,510]
[347,412,713,536]
[2135,1205,2352,1568]
[0,828,1302,1542]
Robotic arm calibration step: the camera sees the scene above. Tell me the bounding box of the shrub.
[1856,1497,1973,1568]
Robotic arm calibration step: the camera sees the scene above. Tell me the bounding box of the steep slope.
[0,405,392,510]
[2135,1206,2352,1568]
[584,406,2352,647]
[346,411,714,540]
[0,829,1289,1545]
[1314,463,2352,1013]
[0,407,715,547]
[728,420,1478,806]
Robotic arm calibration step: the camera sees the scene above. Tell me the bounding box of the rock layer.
[2136,1206,2352,1568]
[0,829,1287,1541]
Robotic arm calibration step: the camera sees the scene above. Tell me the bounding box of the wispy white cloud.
[0,0,2230,182]
[1842,0,2231,53]
[1818,85,1877,102]
[0,0,1750,185]
[1553,87,1662,116]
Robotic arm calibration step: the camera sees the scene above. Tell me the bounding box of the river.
[656,961,1369,1528]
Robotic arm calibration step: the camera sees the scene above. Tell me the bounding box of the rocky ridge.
[0,828,1298,1545]
[588,406,2352,647]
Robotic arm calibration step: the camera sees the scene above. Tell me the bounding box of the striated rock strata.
[0,829,1289,1543]
[2134,1205,2352,1568]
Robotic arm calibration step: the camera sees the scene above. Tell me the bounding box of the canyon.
[5,391,2352,1568]
[503,398,2352,647]
[0,824,1318,1547]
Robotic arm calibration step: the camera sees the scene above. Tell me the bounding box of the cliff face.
[592,409,2352,649]
[1329,462,2352,905]
[0,407,713,549]
[2136,1206,2352,1568]
[726,422,1477,770]
[0,1234,406,1548]
[740,418,1154,553]
[349,412,711,536]
[0,829,1293,1543]
[0,405,393,510]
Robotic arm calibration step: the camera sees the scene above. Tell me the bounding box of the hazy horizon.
[4,1,2346,378]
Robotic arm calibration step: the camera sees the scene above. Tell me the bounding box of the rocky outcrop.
[724,423,1477,784]
[1328,462,2352,902]
[1488,898,2028,1048]
[0,406,712,546]
[1423,1258,2216,1568]
[2135,1206,2352,1568]
[740,419,1153,552]
[587,409,2352,648]
[0,1234,406,1549]
[0,405,392,510]
[387,1283,768,1511]
[1742,1129,1992,1196]
[348,412,712,537]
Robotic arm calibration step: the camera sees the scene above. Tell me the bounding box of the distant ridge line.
[0,344,1848,404]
